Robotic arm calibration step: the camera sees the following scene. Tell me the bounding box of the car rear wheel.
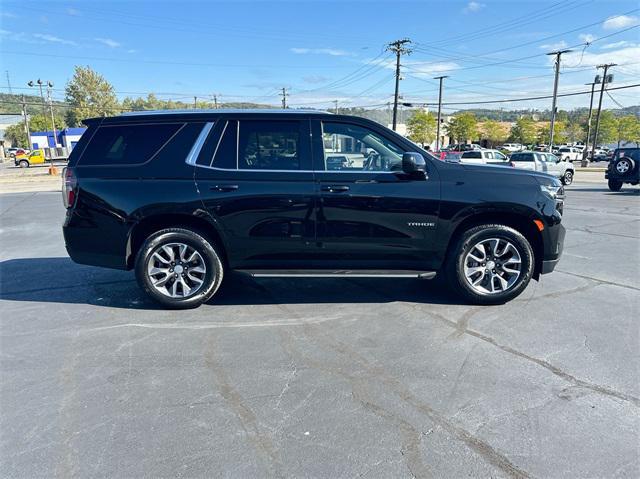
[562,170,574,185]
[18,160,29,168]
[135,228,224,309]
[607,179,623,192]
[445,224,534,305]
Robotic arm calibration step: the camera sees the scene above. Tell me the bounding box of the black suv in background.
[606,147,639,191]
[63,110,565,308]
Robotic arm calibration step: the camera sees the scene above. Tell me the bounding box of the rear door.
[510,152,536,171]
[310,119,440,270]
[194,117,316,268]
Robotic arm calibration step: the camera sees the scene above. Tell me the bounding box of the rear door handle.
[210,185,239,192]
[321,185,350,192]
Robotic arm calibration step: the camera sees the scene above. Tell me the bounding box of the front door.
[194,118,316,268]
[311,120,440,270]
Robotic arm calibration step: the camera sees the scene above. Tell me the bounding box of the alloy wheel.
[616,160,630,174]
[463,238,522,295]
[147,242,207,298]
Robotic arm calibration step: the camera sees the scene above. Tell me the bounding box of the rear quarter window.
[510,153,532,161]
[78,123,183,166]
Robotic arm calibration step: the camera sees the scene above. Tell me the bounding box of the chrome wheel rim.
[565,171,573,184]
[463,238,522,295]
[147,242,207,298]
[616,161,629,173]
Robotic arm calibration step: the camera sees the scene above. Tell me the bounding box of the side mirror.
[402,152,426,174]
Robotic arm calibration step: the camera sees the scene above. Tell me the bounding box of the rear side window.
[510,153,532,162]
[211,121,238,169]
[238,121,300,170]
[79,123,182,166]
[461,151,481,159]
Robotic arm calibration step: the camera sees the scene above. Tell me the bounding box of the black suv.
[606,147,639,191]
[63,110,565,308]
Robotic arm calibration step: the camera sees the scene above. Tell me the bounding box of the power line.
[387,39,412,131]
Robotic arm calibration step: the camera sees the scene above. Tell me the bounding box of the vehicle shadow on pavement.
[0,257,461,309]
[568,187,640,194]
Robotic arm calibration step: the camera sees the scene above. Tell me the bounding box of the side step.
[235,269,437,279]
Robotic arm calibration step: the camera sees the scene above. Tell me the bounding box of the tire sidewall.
[135,228,223,309]
[615,157,634,176]
[563,170,573,185]
[451,225,534,304]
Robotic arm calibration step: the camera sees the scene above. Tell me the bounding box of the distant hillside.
[0,93,70,116]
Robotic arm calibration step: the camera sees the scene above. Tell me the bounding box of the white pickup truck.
[556,146,582,162]
[509,151,575,185]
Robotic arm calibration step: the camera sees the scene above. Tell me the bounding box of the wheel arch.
[126,213,228,269]
[444,209,544,280]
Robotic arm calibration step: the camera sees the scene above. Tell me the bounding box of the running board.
[235,269,437,279]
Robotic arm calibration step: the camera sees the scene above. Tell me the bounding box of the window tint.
[510,153,533,162]
[485,151,494,159]
[494,152,506,160]
[461,151,482,159]
[238,121,300,170]
[211,120,238,169]
[321,122,404,171]
[80,123,182,165]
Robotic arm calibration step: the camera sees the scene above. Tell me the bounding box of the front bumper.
[541,222,565,275]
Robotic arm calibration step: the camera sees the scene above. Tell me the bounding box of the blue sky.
[1,0,639,112]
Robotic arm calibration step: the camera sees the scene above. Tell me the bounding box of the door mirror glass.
[402,152,426,174]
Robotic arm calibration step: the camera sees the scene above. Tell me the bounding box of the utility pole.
[6,71,12,94]
[582,78,598,165]
[333,100,338,114]
[20,95,32,150]
[46,84,58,174]
[193,96,197,109]
[213,95,218,109]
[387,38,412,131]
[546,49,572,152]
[434,75,448,151]
[591,63,616,164]
[280,87,288,108]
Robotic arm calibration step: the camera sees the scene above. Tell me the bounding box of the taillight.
[62,167,77,208]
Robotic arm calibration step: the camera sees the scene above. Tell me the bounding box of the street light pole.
[591,63,616,164]
[546,49,572,152]
[434,75,448,151]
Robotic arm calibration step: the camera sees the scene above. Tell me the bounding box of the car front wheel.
[18,160,29,168]
[445,224,534,305]
[562,170,574,185]
[135,228,224,309]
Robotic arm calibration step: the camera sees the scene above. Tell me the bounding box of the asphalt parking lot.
[1,181,638,478]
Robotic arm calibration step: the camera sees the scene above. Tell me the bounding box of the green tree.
[4,123,28,147]
[446,112,478,143]
[614,115,640,147]
[564,119,585,143]
[406,110,437,146]
[510,117,538,145]
[537,121,567,145]
[480,120,508,148]
[65,66,119,126]
[593,110,617,146]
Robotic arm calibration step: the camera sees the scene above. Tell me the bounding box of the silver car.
[510,151,575,185]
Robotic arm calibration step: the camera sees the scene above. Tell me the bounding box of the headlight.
[539,184,565,200]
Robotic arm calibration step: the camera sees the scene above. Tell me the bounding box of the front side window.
[80,123,182,166]
[238,121,300,170]
[321,122,404,172]
[494,152,506,161]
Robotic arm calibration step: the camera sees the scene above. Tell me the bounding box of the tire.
[18,160,29,168]
[561,170,574,185]
[135,228,224,309]
[613,157,635,177]
[608,179,623,192]
[444,224,534,305]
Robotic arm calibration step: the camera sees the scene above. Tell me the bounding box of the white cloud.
[559,45,640,75]
[602,14,639,30]
[539,40,568,50]
[578,33,595,43]
[32,33,77,46]
[290,47,352,56]
[600,40,637,49]
[463,1,485,14]
[302,75,330,84]
[1,12,18,18]
[95,37,121,48]
[66,8,80,16]
[127,49,137,54]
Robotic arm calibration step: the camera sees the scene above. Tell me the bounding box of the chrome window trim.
[209,121,229,167]
[184,122,214,166]
[192,163,397,174]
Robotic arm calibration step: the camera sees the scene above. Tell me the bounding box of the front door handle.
[210,185,239,192]
[321,185,350,192]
